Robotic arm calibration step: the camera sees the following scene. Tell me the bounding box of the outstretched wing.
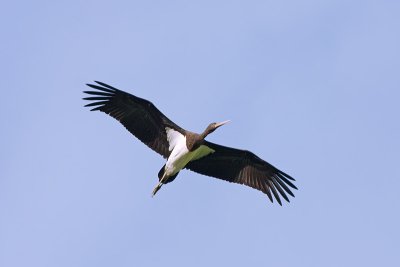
[185,141,297,205]
[83,81,185,158]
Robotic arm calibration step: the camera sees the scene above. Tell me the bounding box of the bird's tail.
[158,165,165,180]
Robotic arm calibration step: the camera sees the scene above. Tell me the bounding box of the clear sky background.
[1,1,399,266]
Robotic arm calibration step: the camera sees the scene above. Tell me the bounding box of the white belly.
[165,142,192,176]
[164,128,215,176]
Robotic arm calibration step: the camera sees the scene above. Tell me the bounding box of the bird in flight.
[83,81,297,205]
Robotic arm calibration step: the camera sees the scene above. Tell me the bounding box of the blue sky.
[1,1,400,266]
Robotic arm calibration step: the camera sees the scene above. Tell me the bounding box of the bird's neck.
[186,127,212,151]
[199,132,207,140]
[199,129,211,140]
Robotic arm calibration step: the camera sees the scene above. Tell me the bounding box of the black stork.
[83,81,297,205]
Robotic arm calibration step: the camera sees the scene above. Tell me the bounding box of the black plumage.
[84,81,184,158]
[83,81,297,205]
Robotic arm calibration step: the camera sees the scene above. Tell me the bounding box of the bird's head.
[202,120,231,137]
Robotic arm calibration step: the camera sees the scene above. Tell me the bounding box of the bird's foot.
[151,182,163,197]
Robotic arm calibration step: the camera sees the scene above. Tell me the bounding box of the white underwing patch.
[165,127,185,151]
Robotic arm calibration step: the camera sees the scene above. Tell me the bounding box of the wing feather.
[185,141,297,205]
[83,81,185,158]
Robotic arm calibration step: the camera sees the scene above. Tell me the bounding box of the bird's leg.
[151,173,168,197]
[151,182,163,197]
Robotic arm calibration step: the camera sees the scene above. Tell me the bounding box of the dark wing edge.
[185,141,297,205]
[83,81,185,158]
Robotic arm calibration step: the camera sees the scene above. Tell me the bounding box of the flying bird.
[83,81,297,205]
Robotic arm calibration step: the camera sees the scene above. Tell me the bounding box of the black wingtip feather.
[94,81,118,90]
[90,106,104,111]
[265,187,274,203]
[272,178,290,203]
[84,101,109,107]
[83,90,114,96]
[268,181,282,205]
[274,176,295,197]
[86,83,116,93]
[278,170,296,181]
[277,173,298,190]
[83,97,111,101]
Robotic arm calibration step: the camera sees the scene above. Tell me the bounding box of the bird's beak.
[215,120,231,128]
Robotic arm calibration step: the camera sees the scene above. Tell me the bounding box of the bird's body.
[84,81,297,205]
[164,128,214,177]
